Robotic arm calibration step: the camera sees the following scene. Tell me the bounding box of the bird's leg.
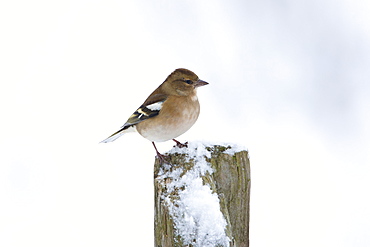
[152,142,169,164]
[172,139,188,148]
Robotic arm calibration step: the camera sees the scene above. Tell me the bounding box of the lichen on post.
[154,142,250,247]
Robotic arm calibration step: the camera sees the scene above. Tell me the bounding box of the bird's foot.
[156,152,170,164]
[152,142,171,164]
[172,139,188,148]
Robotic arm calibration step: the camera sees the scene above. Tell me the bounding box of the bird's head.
[164,68,209,96]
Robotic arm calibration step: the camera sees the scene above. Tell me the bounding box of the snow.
[166,177,229,247]
[156,141,245,247]
[168,140,246,157]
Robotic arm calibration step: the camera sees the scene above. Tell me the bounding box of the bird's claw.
[156,152,171,164]
[172,139,188,148]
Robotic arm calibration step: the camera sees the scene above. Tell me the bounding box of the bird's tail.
[100,125,136,143]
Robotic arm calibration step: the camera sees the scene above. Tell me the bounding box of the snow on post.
[154,142,250,247]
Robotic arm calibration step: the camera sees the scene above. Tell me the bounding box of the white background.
[1,0,369,246]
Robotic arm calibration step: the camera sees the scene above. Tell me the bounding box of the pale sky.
[1,0,370,246]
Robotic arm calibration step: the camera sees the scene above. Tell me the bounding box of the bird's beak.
[194,79,209,88]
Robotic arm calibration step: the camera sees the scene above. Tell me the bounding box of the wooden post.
[154,142,250,247]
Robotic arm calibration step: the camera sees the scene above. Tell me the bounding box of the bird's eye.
[184,79,192,84]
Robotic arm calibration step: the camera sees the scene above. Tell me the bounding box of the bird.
[100,68,209,162]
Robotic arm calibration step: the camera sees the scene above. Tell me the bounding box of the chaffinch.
[100,68,208,161]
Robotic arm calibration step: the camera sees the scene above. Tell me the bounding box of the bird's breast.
[136,96,200,142]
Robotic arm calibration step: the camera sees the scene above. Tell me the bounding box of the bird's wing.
[100,94,168,143]
[123,93,168,127]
